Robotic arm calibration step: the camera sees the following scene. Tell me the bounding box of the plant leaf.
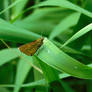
[14,57,32,92]
[37,38,92,79]
[0,19,40,43]
[49,12,80,39]
[62,23,92,48]
[0,48,18,66]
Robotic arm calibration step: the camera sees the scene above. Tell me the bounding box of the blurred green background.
[0,0,92,92]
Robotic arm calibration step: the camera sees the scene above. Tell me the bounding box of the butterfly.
[19,38,44,56]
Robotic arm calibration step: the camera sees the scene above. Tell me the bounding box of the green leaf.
[37,38,92,79]
[36,0,92,18]
[49,12,80,39]
[0,79,47,88]
[33,56,59,83]
[33,56,65,92]
[12,0,29,18]
[53,40,83,55]
[14,57,32,92]
[62,23,92,48]
[0,19,40,43]
[0,0,22,15]
[0,88,10,92]
[33,56,48,92]
[0,48,18,66]
[13,8,73,36]
[3,0,10,20]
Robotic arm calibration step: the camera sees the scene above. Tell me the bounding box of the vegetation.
[0,0,92,92]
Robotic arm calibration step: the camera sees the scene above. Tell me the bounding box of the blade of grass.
[61,23,92,48]
[0,72,70,88]
[12,0,92,21]
[36,0,92,18]
[0,0,22,15]
[13,8,73,36]
[14,58,32,92]
[1,64,92,88]
[0,63,92,88]
[0,47,42,73]
[3,0,10,20]
[0,48,18,66]
[37,38,92,79]
[33,56,59,83]
[33,56,48,92]
[0,19,41,43]
[12,0,29,19]
[49,12,80,39]
[33,56,65,92]
[53,40,83,55]
[53,40,92,59]
[33,56,74,92]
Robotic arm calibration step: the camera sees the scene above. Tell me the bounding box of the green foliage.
[0,0,92,92]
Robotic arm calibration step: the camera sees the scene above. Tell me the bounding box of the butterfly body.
[19,38,44,56]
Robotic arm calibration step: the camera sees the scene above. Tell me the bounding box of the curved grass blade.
[0,19,40,43]
[1,64,92,88]
[37,38,92,79]
[61,23,92,48]
[13,0,92,21]
[14,58,32,92]
[0,48,19,66]
[3,0,10,21]
[12,0,29,18]
[37,0,92,18]
[34,56,75,92]
[49,12,80,39]
[0,0,22,15]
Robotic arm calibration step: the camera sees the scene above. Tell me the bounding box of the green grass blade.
[13,8,73,36]
[1,64,92,88]
[49,12,80,39]
[12,0,28,18]
[0,19,40,43]
[33,56,65,92]
[53,41,83,55]
[0,48,18,66]
[0,79,46,88]
[33,56,49,92]
[33,56,59,83]
[62,23,92,48]
[34,0,92,18]
[53,41,92,59]
[33,56,74,92]
[37,38,92,79]
[3,0,10,20]
[0,0,22,15]
[14,58,32,92]
[13,0,92,21]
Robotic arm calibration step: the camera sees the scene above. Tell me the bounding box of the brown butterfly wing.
[19,38,44,56]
